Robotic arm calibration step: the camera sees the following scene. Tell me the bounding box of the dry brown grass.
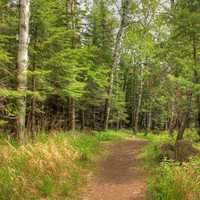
[0,137,80,200]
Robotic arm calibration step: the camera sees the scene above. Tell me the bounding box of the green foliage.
[138,143,160,166]
[148,158,200,200]
[67,134,101,161]
[96,130,132,141]
[37,175,55,197]
[138,131,200,200]
[136,132,174,144]
[137,132,174,169]
[0,167,12,200]
[184,128,200,142]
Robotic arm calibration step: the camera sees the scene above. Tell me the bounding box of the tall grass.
[0,136,79,200]
[148,158,200,200]
[0,130,130,200]
[137,131,200,200]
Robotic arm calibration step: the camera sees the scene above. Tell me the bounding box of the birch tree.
[16,0,30,143]
[103,0,129,130]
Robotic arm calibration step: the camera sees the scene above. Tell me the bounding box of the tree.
[0,0,199,140]
[16,0,30,143]
[103,0,129,130]
[167,0,200,140]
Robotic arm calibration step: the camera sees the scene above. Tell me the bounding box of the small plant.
[148,159,200,200]
[138,131,200,200]
[37,175,55,197]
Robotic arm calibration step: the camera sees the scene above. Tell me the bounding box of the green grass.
[147,158,200,200]
[137,130,200,200]
[136,131,175,144]
[136,132,174,168]
[0,130,130,200]
[96,130,132,141]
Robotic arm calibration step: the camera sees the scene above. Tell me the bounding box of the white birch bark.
[104,0,129,130]
[16,0,30,143]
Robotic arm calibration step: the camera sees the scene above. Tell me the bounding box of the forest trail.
[82,140,148,200]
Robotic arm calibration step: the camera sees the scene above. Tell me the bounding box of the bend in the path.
[82,139,148,200]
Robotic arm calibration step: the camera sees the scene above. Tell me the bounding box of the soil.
[82,139,148,200]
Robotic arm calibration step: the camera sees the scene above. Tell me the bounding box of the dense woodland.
[0,1,200,200]
[0,0,200,143]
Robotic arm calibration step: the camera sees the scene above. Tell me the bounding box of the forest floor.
[82,139,148,200]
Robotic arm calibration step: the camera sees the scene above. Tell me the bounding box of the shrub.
[148,158,200,200]
[138,132,200,200]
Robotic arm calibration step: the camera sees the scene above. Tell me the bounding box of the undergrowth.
[148,158,200,200]
[136,131,175,144]
[0,130,130,200]
[137,130,200,200]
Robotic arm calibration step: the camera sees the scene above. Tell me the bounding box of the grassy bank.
[137,130,200,200]
[0,130,131,200]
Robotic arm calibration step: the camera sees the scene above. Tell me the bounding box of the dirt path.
[82,140,148,200]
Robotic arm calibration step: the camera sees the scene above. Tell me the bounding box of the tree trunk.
[103,0,128,130]
[80,109,85,130]
[176,92,192,141]
[147,110,152,131]
[131,60,136,130]
[169,101,176,135]
[192,35,200,137]
[147,80,152,132]
[197,104,200,137]
[66,0,78,131]
[92,107,96,130]
[30,69,36,136]
[170,0,175,7]
[116,113,120,130]
[16,0,30,144]
[134,64,144,132]
[68,97,75,131]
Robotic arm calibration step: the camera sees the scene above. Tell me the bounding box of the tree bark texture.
[16,0,30,144]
